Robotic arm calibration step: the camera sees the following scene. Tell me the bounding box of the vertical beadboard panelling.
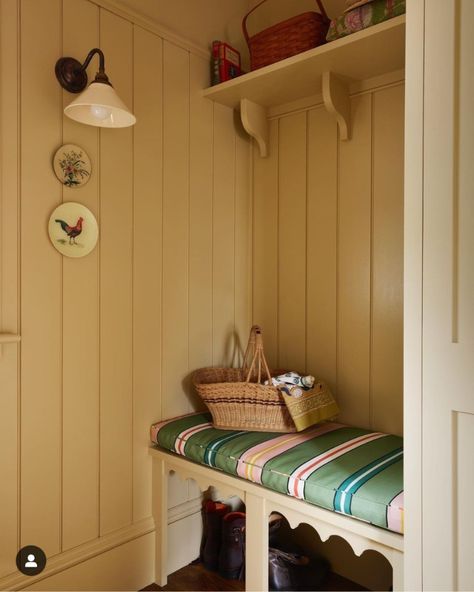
[20,0,62,556]
[1,2,253,581]
[371,85,404,435]
[162,41,190,418]
[132,25,163,522]
[234,123,252,362]
[337,94,372,429]
[61,0,100,550]
[99,8,134,534]
[278,113,307,371]
[252,120,279,366]
[188,53,213,405]
[306,106,338,390]
[212,104,236,366]
[0,0,20,577]
[253,87,404,433]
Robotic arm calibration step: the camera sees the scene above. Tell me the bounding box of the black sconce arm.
[55,47,111,94]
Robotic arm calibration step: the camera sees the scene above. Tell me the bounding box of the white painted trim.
[0,517,155,591]
[168,497,202,524]
[150,448,404,590]
[403,0,424,589]
[88,0,209,59]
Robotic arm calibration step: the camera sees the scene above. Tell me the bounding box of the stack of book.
[211,41,242,85]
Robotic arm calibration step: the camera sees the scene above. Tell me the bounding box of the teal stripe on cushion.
[204,431,246,467]
[263,427,373,485]
[333,448,403,515]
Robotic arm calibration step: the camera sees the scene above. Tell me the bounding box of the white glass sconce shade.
[64,81,136,128]
[55,49,136,128]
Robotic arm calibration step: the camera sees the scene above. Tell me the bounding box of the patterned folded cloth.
[327,0,406,42]
[150,412,404,533]
[266,372,340,431]
[281,379,340,431]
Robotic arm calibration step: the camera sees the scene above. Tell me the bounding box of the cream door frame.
[403,0,424,589]
[404,0,474,590]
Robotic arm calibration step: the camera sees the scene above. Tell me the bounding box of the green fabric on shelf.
[326,0,406,42]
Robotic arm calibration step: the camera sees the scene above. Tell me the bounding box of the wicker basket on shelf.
[243,0,330,71]
[192,326,296,432]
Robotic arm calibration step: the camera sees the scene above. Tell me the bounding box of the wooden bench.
[150,447,404,591]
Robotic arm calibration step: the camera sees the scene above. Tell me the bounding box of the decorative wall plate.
[53,144,91,188]
[48,202,98,258]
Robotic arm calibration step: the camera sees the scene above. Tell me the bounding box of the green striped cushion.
[150,412,404,534]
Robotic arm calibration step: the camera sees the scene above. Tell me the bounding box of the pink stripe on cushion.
[289,432,387,499]
[387,491,404,533]
[150,412,205,444]
[237,422,344,483]
[175,423,213,455]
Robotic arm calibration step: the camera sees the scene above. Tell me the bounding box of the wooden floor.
[141,562,367,591]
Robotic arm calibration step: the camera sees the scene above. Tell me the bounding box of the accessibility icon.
[16,545,47,576]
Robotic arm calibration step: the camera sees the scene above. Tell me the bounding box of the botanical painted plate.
[48,202,98,258]
[53,144,91,188]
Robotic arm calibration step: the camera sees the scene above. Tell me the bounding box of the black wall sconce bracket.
[55,48,110,94]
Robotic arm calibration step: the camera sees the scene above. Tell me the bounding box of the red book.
[211,40,220,85]
[217,42,241,82]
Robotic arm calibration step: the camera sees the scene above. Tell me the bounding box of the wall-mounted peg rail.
[0,333,21,357]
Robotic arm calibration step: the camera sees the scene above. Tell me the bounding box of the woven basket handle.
[243,0,329,45]
[242,325,272,385]
[242,324,258,371]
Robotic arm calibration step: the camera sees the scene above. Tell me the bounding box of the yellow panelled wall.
[0,0,251,587]
[1,0,404,587]
[253,82,404,436]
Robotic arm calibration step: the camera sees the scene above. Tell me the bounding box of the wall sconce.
[55,48,136,128]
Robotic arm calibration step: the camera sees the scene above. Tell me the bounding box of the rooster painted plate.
[53,144,91,188]
[48,202,98,258]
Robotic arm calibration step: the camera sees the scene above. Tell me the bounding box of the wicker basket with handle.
[192,326,296,432]
[243,0,330,71]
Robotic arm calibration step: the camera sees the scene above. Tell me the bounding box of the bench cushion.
[150,412,404,534]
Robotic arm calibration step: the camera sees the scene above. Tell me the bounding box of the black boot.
[201,500,230,571]
[218,511,246,580]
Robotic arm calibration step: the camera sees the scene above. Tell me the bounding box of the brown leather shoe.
[218,511,246,580]
[201,500,230,571]
[269,547,330,591]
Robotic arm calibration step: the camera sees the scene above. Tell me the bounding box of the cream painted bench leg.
[152,456,168,587]
[391,548,404,591]
[245,492,268,592]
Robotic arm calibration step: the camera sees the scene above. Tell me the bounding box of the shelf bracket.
[322,71,351,141]
[240,98,269,158]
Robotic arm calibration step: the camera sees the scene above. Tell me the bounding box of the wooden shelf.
[203,15,405,155]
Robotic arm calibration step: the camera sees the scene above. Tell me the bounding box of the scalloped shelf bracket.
[240,98,269,158]
[238,72,350,158]
[322,71,351,141]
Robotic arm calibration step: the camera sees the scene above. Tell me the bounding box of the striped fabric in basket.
[150,412,404,534]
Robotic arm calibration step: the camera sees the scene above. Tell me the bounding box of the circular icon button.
[16,545,47,576]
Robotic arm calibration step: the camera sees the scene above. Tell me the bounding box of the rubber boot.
[201,500,230,571]
[218,511,246,580]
